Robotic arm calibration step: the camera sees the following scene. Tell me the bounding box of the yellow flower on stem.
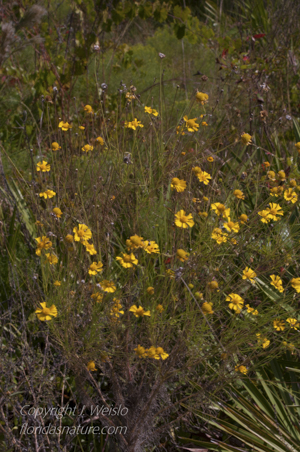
[51,142,61,151]
[211,203,227,217]
[146,346,160,359]
[125,118,144,130]
[207,156,214,162]
[52,207,62,218]
[143,241,160,254]
[96,137,104,145]
[192,166,202,177]
[196,170,211,185]
[35,236,52,256]
[235,365,247,375]
[270,275,284,292]
[267,171,276,181]
[287,318,299,329]
[266,203,284,221]
[46,253,58,265]
[233,189,245,200]
[284,188,298,203]
[35,302,57,321]
[208,281,218,291]
[270,186,283,197]
[174,210,194,228]
[145,106,158,116]
[39,190,56,199]
[195,91,209,105]
[171,177,187,192]
[202,302,214,315]
[155,347,169,360]
[58,121,72,131]
[226,293,244,312]
[239,214,248,224]
[37,161,50,172]
[87,361,97,371]
[211,228,228,244]
[88,261,103,275]
[100,280,116,293]
[258,210,270,223]
[65,234,74,243]
[223,218,240,233]
[54,281,61,286]
[183,115,199,132]
[134,345,147,358]
[84,105,93,114]
[109,299,124,319]
[256,334,270,349]
[176,249,189,262]
[156,304,164,313]
[242,267,257,282]
[246,304,258,315]
[126,234,145,250]
[147,287,155,295]
[291,278,300,292]
[273,319,285,331]
[116,253,138,268]
[278,170,286,181]
[84,242,97,255]
[241,133,252,146]
[129,305,151,317]
[91,292,103,303]
[73,224,92,242]
[82,144,94,153]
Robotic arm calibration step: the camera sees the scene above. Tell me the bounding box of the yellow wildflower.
[52,207,62,218]
[174,210,194,228]
[284,188,298,203]
[202,302,214,314]
[195,91,209,105]
[51,142,61,151]
[84,105,93,114]
[35,236,52,256]
[241,133,252,146]
[36,161,50,172]
[82,144,94,152]
[176,249,189,262]
[270,275,284,292]
[291,278,300,293]
[233,189,245,200]
[183,115,199,132]
[45,253,58,265]
[242,267,257,282]
[171,177,187,192]
[39,190,56,199]
[134,345,147,358]
[273,319,285,331]
[58,121,72,131]
[88,261,103,275]
[87,361,97,371]
[96,137,104,145]
[129,305,151,317]
[235,365,247,375]
[100,280,116,293]
[73,224,92,242]
[226,293,244,312]
[116,253,138,268]
[35,302,57,321]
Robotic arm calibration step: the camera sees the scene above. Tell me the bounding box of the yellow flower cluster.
[134,345,169,360]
